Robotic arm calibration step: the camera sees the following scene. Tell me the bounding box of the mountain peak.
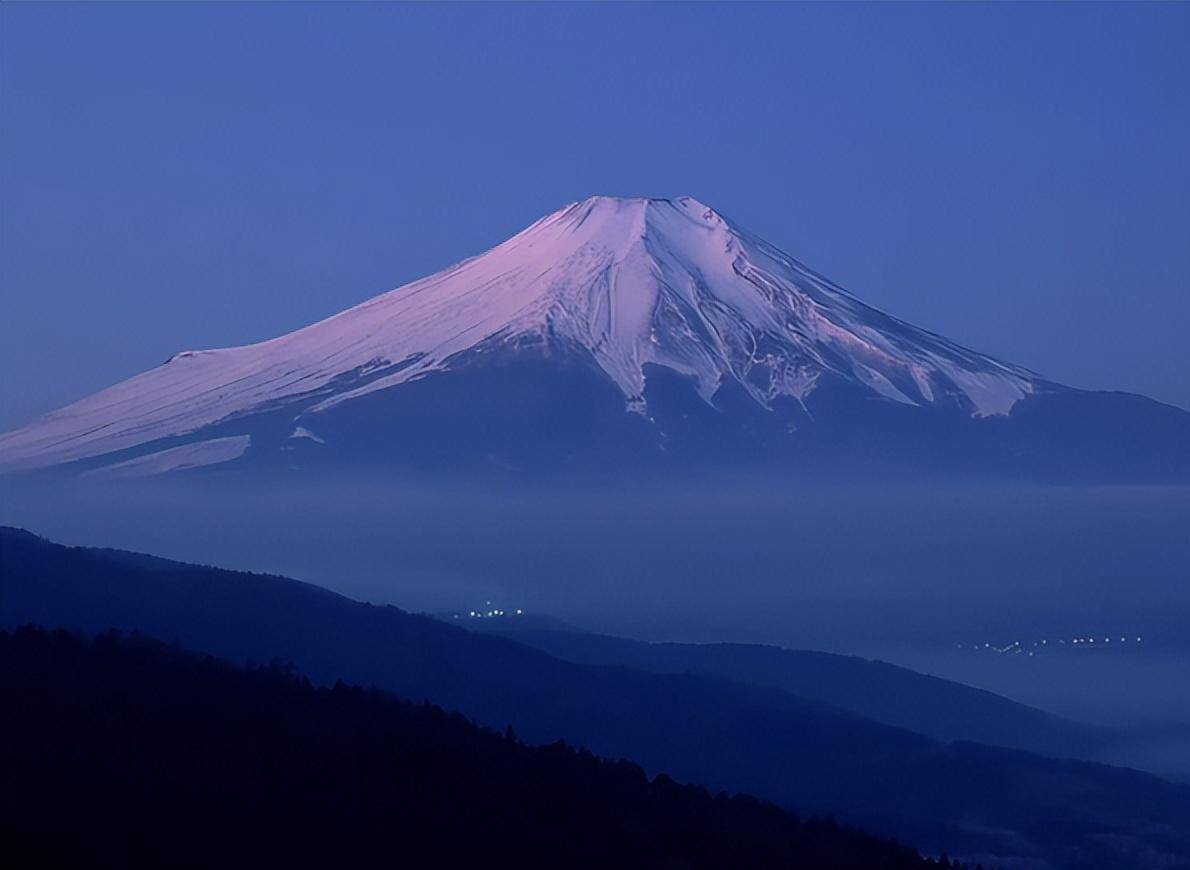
[573,193,718,212]
[0,196,1041,473]
[559,193,725,230]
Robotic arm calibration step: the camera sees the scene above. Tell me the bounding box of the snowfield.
[0,196,1038,473]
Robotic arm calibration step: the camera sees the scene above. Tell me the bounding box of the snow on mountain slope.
[78,435,252,479]
[0,196,1038,473]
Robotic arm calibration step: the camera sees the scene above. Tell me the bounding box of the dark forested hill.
[0,626,942,870]
[4,526,1190,869]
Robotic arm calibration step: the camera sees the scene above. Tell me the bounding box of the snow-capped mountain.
[1,196,1187,480]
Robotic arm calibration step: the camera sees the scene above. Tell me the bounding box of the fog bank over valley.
[6,477,1188,762]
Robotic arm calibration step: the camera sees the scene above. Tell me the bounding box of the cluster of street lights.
[957,634,1143,656]
[455,601,525,620]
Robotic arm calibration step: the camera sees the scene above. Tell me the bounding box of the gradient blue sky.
[2,2,1188,430]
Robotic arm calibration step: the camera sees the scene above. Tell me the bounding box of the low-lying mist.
[5,473,1189,775]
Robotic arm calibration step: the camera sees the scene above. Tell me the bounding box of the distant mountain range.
[464,620,1114,759]
[2,196,1187,480]
[6,526,1190,870]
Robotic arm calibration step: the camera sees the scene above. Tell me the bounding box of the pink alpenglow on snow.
[0,196,1038,473]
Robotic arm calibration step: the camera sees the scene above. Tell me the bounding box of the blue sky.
[2,1,1188,429]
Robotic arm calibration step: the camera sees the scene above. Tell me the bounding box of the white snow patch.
[80,435,251,479]
[290,426,326,444]
[945,368,1034,417]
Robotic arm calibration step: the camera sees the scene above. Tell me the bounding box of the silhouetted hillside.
[0,625,945,870]
[4,526,1190,869]
[472,624,1111,758]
